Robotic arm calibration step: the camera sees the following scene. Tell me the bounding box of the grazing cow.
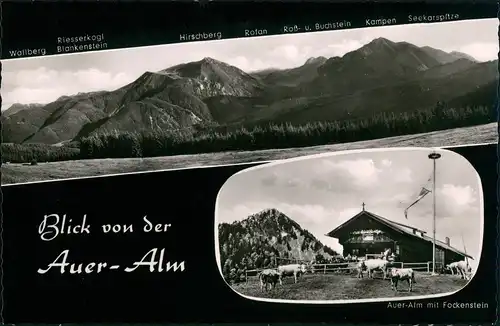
[277,263,308,284]
[445,263,456,275]
[363,258,390,279]
[446,260,471,280]
[390,268,416,292]
[446,261,459,276]
[259,269,282,291]
[457,261,472,280]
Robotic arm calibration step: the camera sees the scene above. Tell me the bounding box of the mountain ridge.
[3,37,495,145]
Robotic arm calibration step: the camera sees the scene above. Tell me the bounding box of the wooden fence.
[244,261,433,282]
[275,257,309,265]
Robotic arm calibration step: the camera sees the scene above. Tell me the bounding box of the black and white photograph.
[215,147,482,302]
[2,18,497,185]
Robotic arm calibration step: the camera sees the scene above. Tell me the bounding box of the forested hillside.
[218,208,337,283]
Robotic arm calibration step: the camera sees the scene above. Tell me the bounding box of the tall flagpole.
[428,151,441,275]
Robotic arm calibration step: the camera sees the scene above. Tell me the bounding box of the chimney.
[445,237,450,245]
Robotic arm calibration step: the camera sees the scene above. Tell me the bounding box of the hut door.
[436,248,445,270]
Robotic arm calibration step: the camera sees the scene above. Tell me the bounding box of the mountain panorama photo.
[1,18,498,184]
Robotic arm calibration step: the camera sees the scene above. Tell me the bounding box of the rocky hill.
[2,103,45,118]
[218,208,336,282]
[2,38,497,144]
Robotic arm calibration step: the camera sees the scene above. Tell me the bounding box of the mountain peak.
[353,37,398,57]
[192,57,227,68]
[420,46,478,65]
[305,56,327,65]
[163,56,240,79]
[2,103,45,118]
[449,51,478,63]
[250,207,289,220]
[369,37,395,47]
[237,208,304,233]
[201,57,218,63]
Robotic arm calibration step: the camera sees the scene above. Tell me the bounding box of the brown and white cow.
[390,267,416,292]
[259,269,282,291]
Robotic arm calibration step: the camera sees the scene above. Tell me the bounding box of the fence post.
[427,262,430,273]
[401,262,404,268]
[324,264,327,274]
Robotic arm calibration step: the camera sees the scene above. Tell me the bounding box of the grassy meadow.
[2,122,497,185]
[231,272,469,300]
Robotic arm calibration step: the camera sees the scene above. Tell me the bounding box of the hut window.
[395,245,400,255]
[352,249,359,255]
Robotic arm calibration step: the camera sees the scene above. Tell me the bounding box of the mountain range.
[2,37,497,145]
[218,208,336,280]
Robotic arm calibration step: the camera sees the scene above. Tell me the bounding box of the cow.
[362,258,390,279]
[446,261,460,277]
[356,260,366,278]
[381,248,391,259]
[389,268,416,292]
[258,269,282,291]
[277,263,308,284]
[445,262,457,275]
[446,260,471,280]
[465,265,473,280]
